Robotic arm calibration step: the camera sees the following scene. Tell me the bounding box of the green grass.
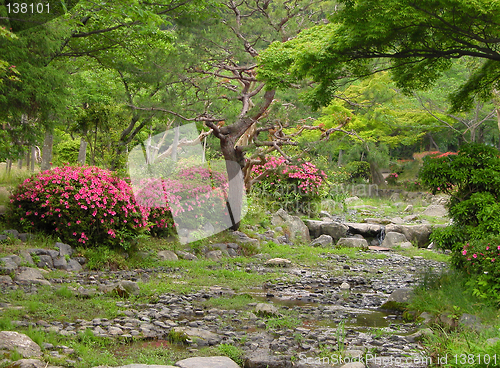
[408,269,500,367]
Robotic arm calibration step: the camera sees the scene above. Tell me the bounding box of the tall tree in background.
[259,0,500,114]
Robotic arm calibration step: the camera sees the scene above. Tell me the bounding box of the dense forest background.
[1,0,500,182]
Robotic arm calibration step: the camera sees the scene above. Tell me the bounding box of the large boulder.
[336,238,369,250]
[310,234,333,247]
[345,223,382,237]
[176,357,240,368]
[381,232,408,248]
[14,267,51,286]
[271,209,310,243]
[381,288,413,311]
[384,224,433,247]
[170,327,221,346]
[320,222,348,241]
[157,250,178,261]
[422,204,447,217]
[244,349,293,368]
[0,331,42,358]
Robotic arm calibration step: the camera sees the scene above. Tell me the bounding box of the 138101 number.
[6,3,50,14]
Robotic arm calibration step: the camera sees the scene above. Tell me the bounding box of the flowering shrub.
[133,164,229,234]
[386,172,398,185]
[454,237,500,305]
[251,156,327,214]
[401,179,424,192]
[8,165,148,249]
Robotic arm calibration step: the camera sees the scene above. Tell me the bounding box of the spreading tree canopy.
[258,0,500,112]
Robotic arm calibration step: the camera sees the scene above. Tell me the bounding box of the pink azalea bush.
[455,237,500,305]
[251,156,327,214]
[386,172,398,185]
[133,165,229,235]
[8,165,148,249]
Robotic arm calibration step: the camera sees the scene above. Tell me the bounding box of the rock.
[344,196,359,204]
[340,362,365,368]
[0,275,12,284]
[399,241,414,249]
[271,209,310,243]
[458,313,482,331]
[6,359,46,368]
[36,255,53,269]
[18,233,32,242]
[255,303,279,317]
[381,288,413,311]
[381,232,408,248]
[264,258,291,267]
[423,204,447,217]
[205,250,223,260]
[0,257,18,275]
[0,205,6,217]
[175,356,240,368]
[157,250,178,261]
[244,349,293,368]
[336,238,369,250]
[405,328,434,343]
[20,250,34,265]
[115,280,140,297]
[52,256,68,270]
[0,234,8,242]
[65,259,82,272]
[340,282,350,290]
[384,224,432,247]
[431,195,449,206]
[176,251,198,261]
[303,220,323,239]
[439,313,457,329]
[319,222,348,241]
[170,327,220,346]
[364,218,392,225]
[4,229,19,239]
[419,312,434,324]
[55,242,73,257]
[403,214,419,222]
[231,231,260,247]
[345,223,382,237]
[486,337,500,346]
[0,331,42,358]
[14,267,51,286]
[94,365,176,368]
[404,205,413,213]
[310,234,333,247]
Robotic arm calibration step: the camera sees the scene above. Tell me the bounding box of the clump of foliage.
[251,156,327,215]
[420,143,500,247]
[386,172,398,186]
[455,237,500,305]
[420,143,500,305]
[7,165,148,249]
[344,161,371,183]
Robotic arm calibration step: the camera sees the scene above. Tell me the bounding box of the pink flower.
[473,254,477,258]
[462,250,467,255]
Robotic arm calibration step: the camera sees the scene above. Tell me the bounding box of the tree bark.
[369,161,385,186]
[78,137,87,165]
[30,146,36,172]
[41,126,54,171]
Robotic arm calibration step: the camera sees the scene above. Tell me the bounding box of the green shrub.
[344,161,370,183]
[420,143,500,245]
[420,143,500,306]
